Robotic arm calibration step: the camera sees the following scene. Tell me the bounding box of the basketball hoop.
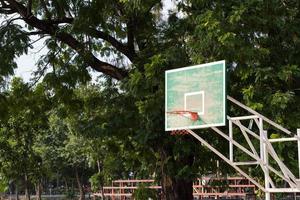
[167,111,199,135]
[170,129,189,136]
[167,111,199,121]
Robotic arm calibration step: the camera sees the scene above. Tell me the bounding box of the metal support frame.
[187,96,300,200]
[298,129,300,179]
[263,130,271,200]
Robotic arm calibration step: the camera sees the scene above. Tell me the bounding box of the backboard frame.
[165,60,226,131]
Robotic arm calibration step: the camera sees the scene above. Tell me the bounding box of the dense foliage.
[0,0,300,200]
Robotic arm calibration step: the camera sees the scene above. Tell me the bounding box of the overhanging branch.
[27,0,32,16]
[5,0,128,80]
[0,8,16,14]
[46,17,73,24]
[86,28,136,61]
[2,0,136,62]
[24,30,46,35]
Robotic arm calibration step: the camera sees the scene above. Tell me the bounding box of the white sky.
[12,0,175,82]
[15,37,48,82]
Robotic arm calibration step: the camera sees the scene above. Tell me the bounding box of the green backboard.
[165,60,226,131]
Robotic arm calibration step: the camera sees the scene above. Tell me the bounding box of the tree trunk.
[97,160,105,200]
[75,168,85,200]
[35,180,42,200]
[24,173,30,200]
[161,175,193,200]
[63,177,69,193]
[15,184,19,200]
[159,140,194,200]
[100,186,104,200]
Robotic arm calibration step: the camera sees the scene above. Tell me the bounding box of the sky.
[12,0,175,82]
[15,37,48,82]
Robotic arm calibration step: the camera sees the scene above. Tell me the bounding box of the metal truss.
[187,96,300,200]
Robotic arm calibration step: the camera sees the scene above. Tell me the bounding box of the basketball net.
[167,111,199,135]
[170,129,190,136]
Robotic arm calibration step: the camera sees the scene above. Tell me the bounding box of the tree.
[62,134,90,200]
[0,78,51,200]
[4,0,300,199]
[0,0,163,80]
[124,51,230,199]
[49,84,136,200]
[180,0,300,186]
[182,0,300,123]
[0,1,227,199]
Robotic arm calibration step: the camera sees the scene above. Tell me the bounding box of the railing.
[93,177,256,199]
[193,177,256,199]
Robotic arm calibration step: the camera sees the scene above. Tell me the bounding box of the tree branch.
[39,0,51,19]
[0,17,22,28]
[0,0,9,7]
[5,0,128,80]
[6,1,136,62]
[46,17,73,24]
[127,19,135,54]
[29,49,61,88]
[86,28,136,61]
[24,30,46,35]
[27,0,32,16]
[34,15,136,61]
[0,7,16,14]
[56,32,128,79]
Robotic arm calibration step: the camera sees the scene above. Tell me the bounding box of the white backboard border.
[165,60,226,131]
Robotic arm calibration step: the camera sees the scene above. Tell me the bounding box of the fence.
[93,177,256,199]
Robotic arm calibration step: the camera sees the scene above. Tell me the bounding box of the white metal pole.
[264,130,271,200]
[187,129,266,191]
[229,120,233,162]
[259,118,264,161]
[297,129,300,178]
[227,96,292,135]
